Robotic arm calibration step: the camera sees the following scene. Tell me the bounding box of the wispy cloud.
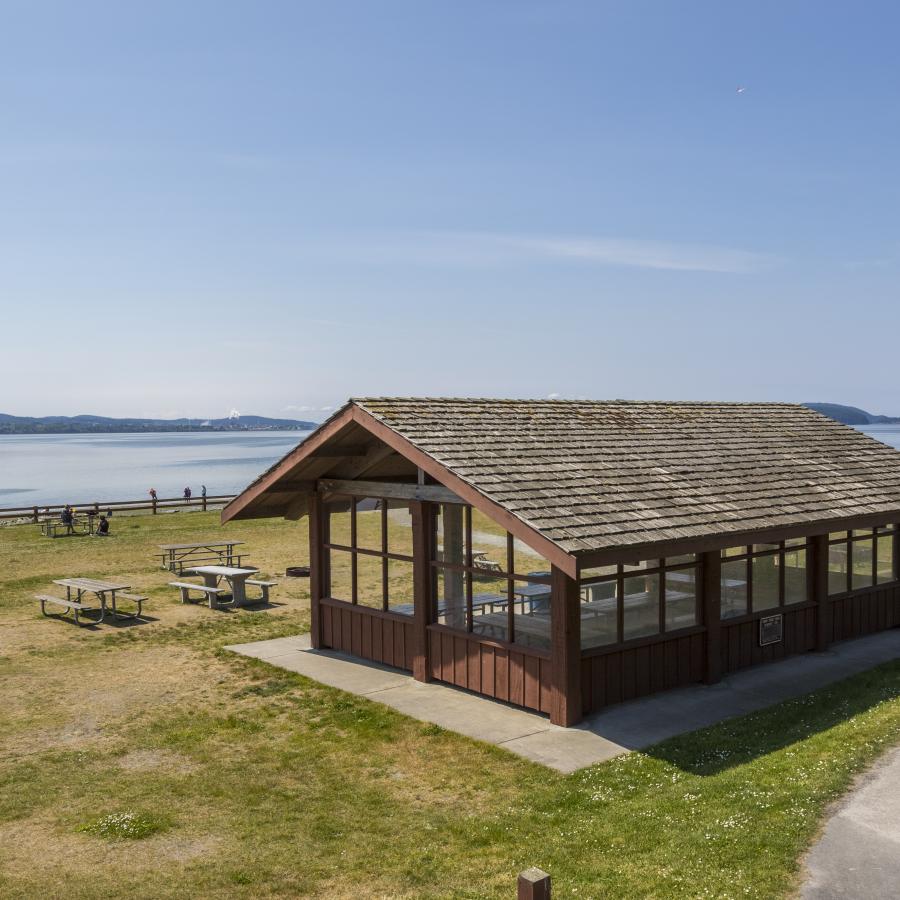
[308,231,773,274]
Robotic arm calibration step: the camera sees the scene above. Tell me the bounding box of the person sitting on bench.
[94,515,110,536]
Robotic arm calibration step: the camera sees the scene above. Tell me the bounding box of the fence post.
[518,868,551,900]
[33,506,39,524]
[202,495,207,511]
[94,501,100,515]
[152,498,157,515]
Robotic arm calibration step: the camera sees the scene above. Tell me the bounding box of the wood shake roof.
[352,398,900,556]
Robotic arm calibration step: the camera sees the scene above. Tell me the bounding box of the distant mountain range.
[0,413,318,434]
[805,403,900,425]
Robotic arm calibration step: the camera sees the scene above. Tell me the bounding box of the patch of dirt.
[2,644,234,757]
[0,816,222,884]
[116,748,199,775]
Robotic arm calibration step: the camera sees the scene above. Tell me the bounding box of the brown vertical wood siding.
[426,625,553,714]
[580,630,705,714]
[319,598,414,671]
[829,584,900,643]
[719,603,818,674]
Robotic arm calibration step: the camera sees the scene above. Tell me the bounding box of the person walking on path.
[183,486,192,503]
[201,485,207,499]
[149,488,158,503]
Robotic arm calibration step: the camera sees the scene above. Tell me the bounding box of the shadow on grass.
[646,660,900,776]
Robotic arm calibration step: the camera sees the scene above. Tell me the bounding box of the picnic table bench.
[170,581,227,608]
[158,540,246,574]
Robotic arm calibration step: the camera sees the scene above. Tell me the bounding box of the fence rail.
[0,495,235,522]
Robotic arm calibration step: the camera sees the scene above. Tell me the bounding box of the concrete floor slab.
[225,629,900,773]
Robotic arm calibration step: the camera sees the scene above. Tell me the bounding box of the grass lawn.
[1,511,900,898]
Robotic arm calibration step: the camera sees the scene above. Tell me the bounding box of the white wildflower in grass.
[79,811,165,841]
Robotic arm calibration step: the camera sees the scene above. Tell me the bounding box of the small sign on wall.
[759,614,783,646]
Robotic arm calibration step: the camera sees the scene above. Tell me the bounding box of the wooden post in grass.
[518,868,551,899]
[32,506,38,524]
[702,550,722,684]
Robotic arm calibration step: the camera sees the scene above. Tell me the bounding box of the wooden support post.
[152,498,157,515]
[411,500,432,682]
[518,867,551,900]
[32,506,38,524]
[811,533,829,651]
[442,504,466,629]
[702,550,721,684]
[550,566,581,726]
[202,495,207,511]
[308,492,322,649]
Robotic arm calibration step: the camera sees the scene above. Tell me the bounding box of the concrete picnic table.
[182,565,260,608]
[53,577,133,621]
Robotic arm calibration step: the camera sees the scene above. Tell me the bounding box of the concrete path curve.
[801,744,900,898]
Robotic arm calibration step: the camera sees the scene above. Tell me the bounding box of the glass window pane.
[722,546,748,558]
[512,537,550,578]
[752,554,779,611]
[386,500,414,557]
[623,573,660,640]
[435,568,467,630]
[470,507,508,574]
[784,537,807,548]
[852,529,874,537]
[666,554,697,566]
[581,564,618,580]
[434,504,466,567]
[328,548,353,601]
[581,580,618,649]
[828,542,849,595]
[877,534,895,584]
[721,559,748,619]
[829,531,849,543]
[326,496,352,547]
[355,498,382,551]
[665,567,697,630]
[753,543,781,554]
[386,558,415,616]
[510,579,551,650]
[623,559,658,572]
[471,582,510,641]
[355,553,384,609]
[784,548,807,604]
[852,538,874,590]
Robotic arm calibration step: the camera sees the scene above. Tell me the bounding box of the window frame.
[430,503,551,645]
[827,525,897,596]
[579,555,700,646]
[322,494,416,613]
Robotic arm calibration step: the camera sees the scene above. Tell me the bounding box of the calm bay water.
[0,431,310,508]
[2,424,899,510]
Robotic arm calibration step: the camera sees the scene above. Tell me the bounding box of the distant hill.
[0,413,318,434]
[804,403,900,426]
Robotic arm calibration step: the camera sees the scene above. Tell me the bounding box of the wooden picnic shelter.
[223,398,900,727]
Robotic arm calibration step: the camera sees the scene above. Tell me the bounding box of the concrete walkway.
[226,629,900,773]
[801,745,900,899]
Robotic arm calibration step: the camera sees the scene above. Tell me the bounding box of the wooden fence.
[0,494,235,522]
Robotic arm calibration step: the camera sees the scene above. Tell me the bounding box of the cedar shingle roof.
[353,398,900,555]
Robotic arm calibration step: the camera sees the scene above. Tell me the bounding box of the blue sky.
[2,1,900,420]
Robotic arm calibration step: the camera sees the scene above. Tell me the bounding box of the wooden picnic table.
[182,565,260,608]
[52,577,137,621]
[158,540,245,573]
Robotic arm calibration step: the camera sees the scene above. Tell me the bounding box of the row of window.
[322,495,898,653]
[828,526,895,595]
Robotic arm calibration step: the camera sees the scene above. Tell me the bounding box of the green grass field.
[1,511,899,898]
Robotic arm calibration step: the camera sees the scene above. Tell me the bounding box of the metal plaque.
[759,614,783,647]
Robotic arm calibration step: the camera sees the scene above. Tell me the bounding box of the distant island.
[805,403,900,426]
[0,413,318,435]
